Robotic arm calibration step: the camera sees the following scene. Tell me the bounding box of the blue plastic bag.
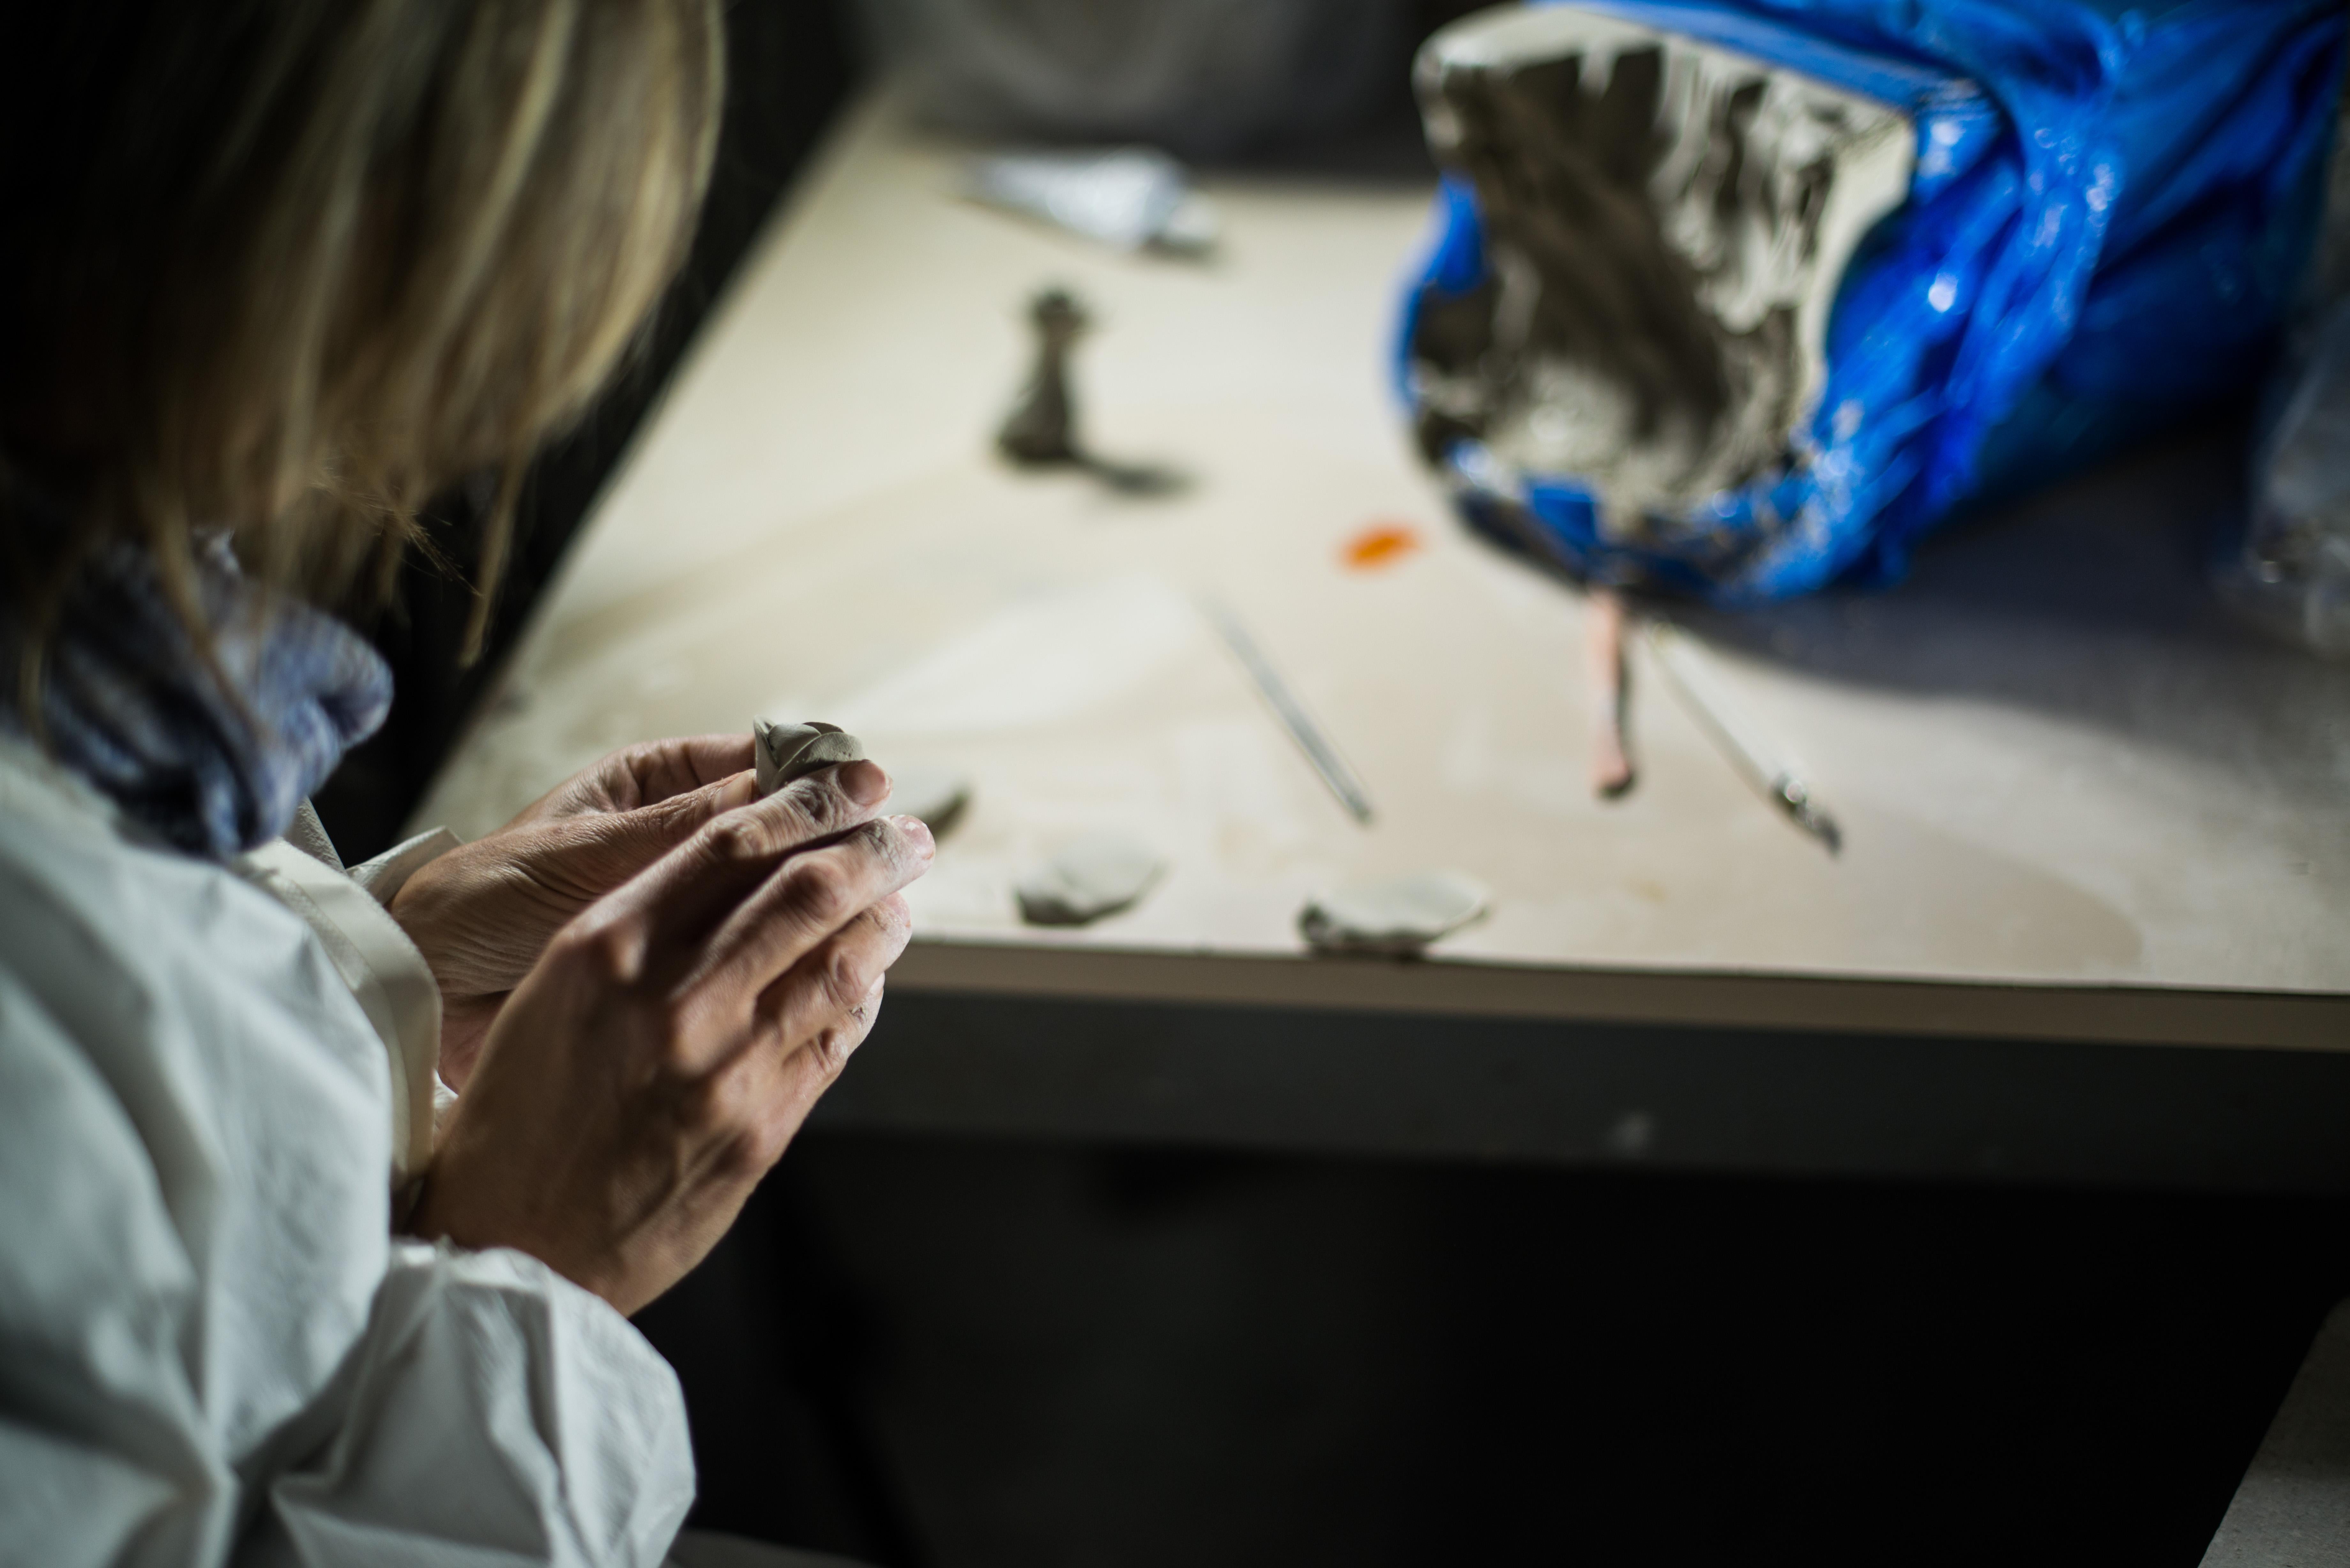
[1399,0,2346,600]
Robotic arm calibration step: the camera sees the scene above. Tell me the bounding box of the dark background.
[643,1132,2350,1567]
[311,4,2346,1563]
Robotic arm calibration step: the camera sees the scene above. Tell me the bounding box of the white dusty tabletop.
[414,90,2350,1050]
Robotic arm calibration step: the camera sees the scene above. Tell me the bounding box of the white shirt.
[0,737,696,1567]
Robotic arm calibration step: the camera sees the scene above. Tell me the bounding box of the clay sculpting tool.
[1586,587,1635,797]
[1198,596,1376,825]
[1644,621,1842,854]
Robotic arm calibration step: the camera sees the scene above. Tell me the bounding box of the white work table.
[416,92,2350,1189]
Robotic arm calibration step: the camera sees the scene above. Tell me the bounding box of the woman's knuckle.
[827,944,868,1004]
[561,918,645,986]
[803,1024,853,1078]
[619,991,694,1082]
[877,891,913,932]
[698,815,771,865]
[687,1082,761,1172]
[727,1103,796,1174]
[648,1060,704,1122]
[780,774,856,835]
[719,1130,770,1180]
[678,1064,745,1135]
[787,858,853,924]
[651,1008,699,1071]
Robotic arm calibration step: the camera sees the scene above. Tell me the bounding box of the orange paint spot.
[1343,522,1422,571]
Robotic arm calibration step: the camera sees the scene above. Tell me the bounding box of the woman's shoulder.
[0,735,388,1107]
[0,732,303,968]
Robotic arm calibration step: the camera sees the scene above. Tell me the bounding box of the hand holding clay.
[412,762,934,1317]
[755,720,971,834]
[392,735,768,1086]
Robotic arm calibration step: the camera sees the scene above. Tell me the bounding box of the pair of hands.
[388,735,931,1316]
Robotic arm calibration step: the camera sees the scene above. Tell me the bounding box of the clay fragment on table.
[1015,833,1165,926]
[753,718,866,797]
[1299,871,1490,955]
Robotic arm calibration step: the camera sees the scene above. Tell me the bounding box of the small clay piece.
[753,718,866,797]
[1299,871,1490,955]
[886,764,973,836]
[1014,833,1164,927]
[1586,587,1634,798]
[998,288,1088,467]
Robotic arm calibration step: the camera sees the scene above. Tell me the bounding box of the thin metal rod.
[1198,596,1376,825]
[1645,620,1842,855]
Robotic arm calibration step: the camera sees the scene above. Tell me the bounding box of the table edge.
[890,940,2349,1051]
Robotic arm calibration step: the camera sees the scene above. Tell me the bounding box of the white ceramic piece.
[1015,833,1165,926]
[1299,871,1490,954]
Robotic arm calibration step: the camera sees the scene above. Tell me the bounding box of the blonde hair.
[1,0,723,684]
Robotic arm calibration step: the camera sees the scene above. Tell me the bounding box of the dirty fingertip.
[890,814,936,858]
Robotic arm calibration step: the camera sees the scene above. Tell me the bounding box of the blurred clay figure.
[995,284,1187,496]
[998,286,1090,465]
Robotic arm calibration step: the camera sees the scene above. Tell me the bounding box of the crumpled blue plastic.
[1398,0,2346,600]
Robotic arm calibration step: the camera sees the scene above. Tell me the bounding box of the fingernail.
[839,759,890,807]
[891,814,936,858]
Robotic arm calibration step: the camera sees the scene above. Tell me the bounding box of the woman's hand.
[409,760,932,1316]
[390,735,764,1087]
